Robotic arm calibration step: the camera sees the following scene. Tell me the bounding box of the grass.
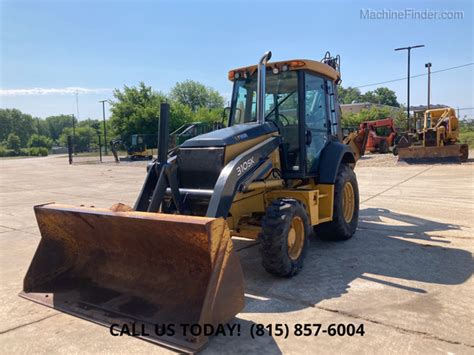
[459,131,474,147]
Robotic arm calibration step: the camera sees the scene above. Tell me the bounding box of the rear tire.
[314,164,359,241]
[260,199,311,277]
[379,139,389,154]
[460,144,468,162]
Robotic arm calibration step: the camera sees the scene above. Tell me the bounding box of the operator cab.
[227,56,342,178]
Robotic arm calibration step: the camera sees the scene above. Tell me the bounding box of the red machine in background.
[359,118,397,154]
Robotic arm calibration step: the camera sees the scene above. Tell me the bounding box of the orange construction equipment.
[359,118,397,154]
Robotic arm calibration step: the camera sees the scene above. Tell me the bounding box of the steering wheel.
[277,113,290,126]
[266,117,284,133]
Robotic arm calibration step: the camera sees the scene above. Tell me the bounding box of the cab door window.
[304,73,328,174]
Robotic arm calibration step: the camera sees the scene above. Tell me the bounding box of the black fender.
[317,141,355,184]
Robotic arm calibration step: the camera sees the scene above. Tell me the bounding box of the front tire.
[260,199,311,277]
[315,164,359,241]
[392,145,399,156]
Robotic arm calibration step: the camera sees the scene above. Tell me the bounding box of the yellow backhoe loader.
[396,107,469,161]
[21,51,366,352]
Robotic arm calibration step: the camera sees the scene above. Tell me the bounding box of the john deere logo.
[235,133,248,142]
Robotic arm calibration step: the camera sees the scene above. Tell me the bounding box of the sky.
[1,0,473,120]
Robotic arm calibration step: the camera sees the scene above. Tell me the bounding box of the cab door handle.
[305,129,312,145]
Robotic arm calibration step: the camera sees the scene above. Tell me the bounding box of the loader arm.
[343,126,369,162]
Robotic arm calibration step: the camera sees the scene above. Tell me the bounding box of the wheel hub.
[342,181,355,223]
[287,216,304,261]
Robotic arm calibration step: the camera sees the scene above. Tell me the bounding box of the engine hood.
[180,122,277,148]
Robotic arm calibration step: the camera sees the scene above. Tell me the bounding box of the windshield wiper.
[264,90,296,120]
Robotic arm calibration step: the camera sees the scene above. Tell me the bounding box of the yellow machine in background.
[398,107,469,162]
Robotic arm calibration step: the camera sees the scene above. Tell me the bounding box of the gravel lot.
[0,154,473,354]
[357,150,474,167]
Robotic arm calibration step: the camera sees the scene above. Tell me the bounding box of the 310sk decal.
[236,157,255,176]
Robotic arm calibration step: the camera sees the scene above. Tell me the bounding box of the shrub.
[28,134,53,149]
[0,146,48,157]
[20,148,31,156]
[0,147,14,157]
[29,147,48,156]
[459,131,474,147]
[0,146,34,157]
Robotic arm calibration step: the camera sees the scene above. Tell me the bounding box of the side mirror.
[222,107,231,127]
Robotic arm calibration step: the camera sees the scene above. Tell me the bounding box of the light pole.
[425,62,432,110]
[71,114,76,155]
[394,44,425,131]
[99,100,108,155]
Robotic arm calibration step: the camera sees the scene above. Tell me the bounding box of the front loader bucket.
[20,204,245,352]
[398,144,468,162]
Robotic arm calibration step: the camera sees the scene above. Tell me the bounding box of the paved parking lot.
[0,155,473,354]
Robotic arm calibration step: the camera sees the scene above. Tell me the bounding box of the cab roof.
[228,59,340,82]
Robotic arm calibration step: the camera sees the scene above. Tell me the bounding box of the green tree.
[28,134,53,149]
[59,126,98,152]
[77,118,112,143]
[109,82,166,139]
[359,91,376,104]
[109,82,198,139]
[0,109,36,146]
[170,80,224,111]
[6,133,21,151]
[192,107,224,124]
[36,119,50,137]
[337,86,362,104]
[342,106,406,128]
[170,101,196,129]
[44,115,74,141]
[361,87,400,107]
[78,118,101,129]
[338,86,400,107]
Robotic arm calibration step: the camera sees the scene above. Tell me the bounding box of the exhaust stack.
[158,102,170,164]
[256,51,272,125]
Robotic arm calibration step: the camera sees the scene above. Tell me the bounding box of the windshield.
[230,70,299,126]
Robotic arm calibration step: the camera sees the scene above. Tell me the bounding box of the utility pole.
[395,44,425,132]
[98,133,102,163]
[99,100,108,155]
[425,62,432,110]
[75,90,80,121]
[71,114,76,155]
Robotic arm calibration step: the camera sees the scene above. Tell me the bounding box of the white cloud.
[0,87,112,96]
